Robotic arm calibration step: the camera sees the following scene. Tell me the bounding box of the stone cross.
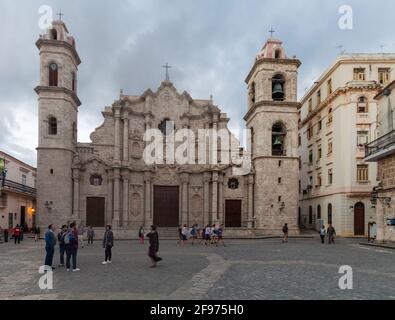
[162,63,172,81]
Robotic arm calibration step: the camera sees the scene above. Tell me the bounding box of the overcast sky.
[1,0,395,167]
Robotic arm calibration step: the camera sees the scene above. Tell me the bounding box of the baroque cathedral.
[35,20,300,237]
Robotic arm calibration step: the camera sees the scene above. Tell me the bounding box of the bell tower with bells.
[244,35,301,235]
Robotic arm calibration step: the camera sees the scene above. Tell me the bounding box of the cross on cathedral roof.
[57,10,64,21]
[162,63,172,81]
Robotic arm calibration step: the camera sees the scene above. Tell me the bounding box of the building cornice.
[35,39,81,65]
[245,58,301,84]
[34,86,82,107]
[244,100,300,121]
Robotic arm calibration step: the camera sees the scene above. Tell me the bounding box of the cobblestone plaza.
[1,237,394,300]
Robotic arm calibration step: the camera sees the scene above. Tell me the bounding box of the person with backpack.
[44,224,57,270]
[65,222,80,272]
[102,225,114,265]
[13,224,21,245]
[327,224,336,244]
[138,226,145,245]
[319,225,326,244]
[282,223,289,243]
[147,225,162,268]
[87,226,95,245]
[57,225,68,267]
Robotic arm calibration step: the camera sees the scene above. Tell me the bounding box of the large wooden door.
[225,200,242,228]
[354,202,365,236]
[154,186,179,227]
[86,197,105,227]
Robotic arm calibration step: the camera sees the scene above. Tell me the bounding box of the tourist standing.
[327,224,336,244]
[13,224,21,245]
[189,224,198,246]
[138,226,145,245]
[282,223,289,243]
[319,225,326,244]
[102,225,114,265]
[181,224,189,245]
[204,225,212,246]
[147,225,162,268]
[44,224,57,270]
[216,224,226,247]
[87,226,95,245]
[77,223,85,248]
[65,222,80,272]
[57,225,67,267]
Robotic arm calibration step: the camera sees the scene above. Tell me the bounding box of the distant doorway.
[225,200,242,228]
[20,206,26,227]
[354,202,365,236]
[86,197,105,227]
[154,186,179,227]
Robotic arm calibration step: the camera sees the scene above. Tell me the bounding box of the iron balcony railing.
[0,177,36,197]
[365,130,395,160]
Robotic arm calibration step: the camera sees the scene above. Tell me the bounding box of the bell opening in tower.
[272,74,285,101]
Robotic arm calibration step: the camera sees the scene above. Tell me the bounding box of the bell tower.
[244,37,301,234]
[35,19,81,229]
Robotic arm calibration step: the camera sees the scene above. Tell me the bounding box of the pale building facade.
[35,21,300,238]
[299,54,395,236]
[0,151,37,230]
[366,80,395,242]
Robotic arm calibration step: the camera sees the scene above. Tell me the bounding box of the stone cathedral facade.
[35,20,300,237]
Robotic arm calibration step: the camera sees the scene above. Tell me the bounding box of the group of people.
[319,224,337,244]
[44,223,162,271]
[176,224,225,247]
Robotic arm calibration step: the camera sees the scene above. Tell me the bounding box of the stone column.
[114,106,121,164]
[122,170,130,228]
[218,173,224,225]
[203,172,210,225]
[181,173,189,226]
[247,174,255,229]
[211,171,218,224]
[112,168,121,228]
[72,169,80,220]
[106,171,113,225]
[144,171,152,227]
[122,114,129,165]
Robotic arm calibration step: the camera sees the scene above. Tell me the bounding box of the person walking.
[327,224,336,244]
[177,226,183,245]
[282,223,289,243]
[34,226,40,242]
[44,224,57,270]
[204,225,212,246]
[216,224,226,247]
[13,224,21,245]
[87,226,95,245]
[189,224,198,246]
[57,225,67,267]
[319,225,326,244]
[102,225,114,265]
[65,222,80,272]
[147,225,162,268]
[138,226,145,245]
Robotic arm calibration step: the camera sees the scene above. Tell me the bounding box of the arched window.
[249,82,256,105]
[317,205,321,220]
[274,49,281,59]
[272,122,286,156]
[48,117,57,135]
[309,206,313,225]
[328,203,333,224]
[158,118,174,136]
[50,28,57,40]
[72,72,76,92]
[49,63,58,87]
[72,122,77,141]
[357,96,368,113]
[272,74,285,101]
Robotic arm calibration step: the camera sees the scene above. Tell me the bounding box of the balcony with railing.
[365,130,395,162]
[0,177,37,198]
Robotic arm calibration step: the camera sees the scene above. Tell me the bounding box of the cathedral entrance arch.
[153,186,180,227]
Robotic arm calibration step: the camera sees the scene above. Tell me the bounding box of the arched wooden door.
[354,202,365,236]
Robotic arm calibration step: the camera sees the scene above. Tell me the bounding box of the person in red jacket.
[14,224,21,244]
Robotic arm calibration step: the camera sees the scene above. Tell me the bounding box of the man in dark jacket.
[147,225,162,268]
[57,225,67,267]
[327,224,336,244]
[65,222,80,272]
[44,224,57,269]
[14,224,21,244]
[102,225,114,264]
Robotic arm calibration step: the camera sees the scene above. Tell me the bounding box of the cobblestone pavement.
[0,237,394,300]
